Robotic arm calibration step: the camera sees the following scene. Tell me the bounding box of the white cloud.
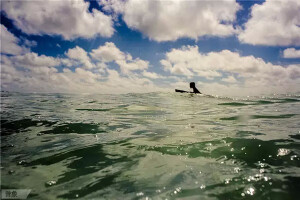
[161,45,300,95]
[161,46,224,78]
[91,42,125,62]
[2,41,299,96]
[1,58,163,94]
[222,76,237,83]
[1,0,114,40]
[238,0,300,46]
[100,0,241,41]
[66,46,95,69]
[161,45,289,79]
[286,64,300,80]
[0,24,28,55]
[283,48,300,58]
[1,42,163,94]
[142,71,162,79]
[8,52,61,68]
[90,42,149,73]
[23,39,37,48]
[115,58,149,73]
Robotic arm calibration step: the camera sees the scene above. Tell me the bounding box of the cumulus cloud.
[1,58,163,94]
[1,0,114,40]
[7,52,61,68]
[238,0,300,46]
[161,45,223,78]
[2,40,299,96]
[0,24,28,55]
[66,46,95,69]
[91,42,125,62]
[100,0,241,41]
[283,48,300,58]
[221,76,237,83]
[161,45,300,95]
[23,39,37,48]
[142,71,162,79]
[90,42,149,73]
[1,42,163,94]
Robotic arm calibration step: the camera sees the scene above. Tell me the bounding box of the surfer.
[175,82,202,94]
[190,82,201,94]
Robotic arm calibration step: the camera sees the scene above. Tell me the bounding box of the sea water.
[1,92,300,199]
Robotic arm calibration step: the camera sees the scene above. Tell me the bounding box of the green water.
[1,92,300,199]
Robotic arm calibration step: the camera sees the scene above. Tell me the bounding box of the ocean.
[1,92,300,199]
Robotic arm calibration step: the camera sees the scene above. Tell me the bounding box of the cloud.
[91,42,125,62]
[161,45,223,78]
[115,58,149,73]
[0,24,28,55]
[7,52,61,68]
[142,71,162,79]
[1,0,114,40]
[1,42,163,94]
[221,76,237,83]
[66,46,95,69]
[22,39,37,48]
[283,48,300,58]
[2,41,299,96]
[1,59,100,93]
[100,0,241,42]
[161,45,300,95]
[238,0,300,46]
[286,64,300,80]
[90,42,149,73]
[1,58,163,94]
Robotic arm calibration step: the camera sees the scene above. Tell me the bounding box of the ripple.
[236,131,265,136]
[75,108,112,112]
[41,123,106,134]
[218,102,248,106]
[142,137,300,167]
[220,114,297,120]
[1,119,56,136]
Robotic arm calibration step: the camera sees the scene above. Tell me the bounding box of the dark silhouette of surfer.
[190,82,201,94]
[175,82,202,94]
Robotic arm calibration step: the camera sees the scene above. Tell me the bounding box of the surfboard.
[175,89,191,93]
[175,89,202,94]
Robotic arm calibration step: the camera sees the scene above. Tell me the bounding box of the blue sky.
[1,0,300,96]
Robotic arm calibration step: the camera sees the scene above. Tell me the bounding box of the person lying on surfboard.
[175,82,202,94]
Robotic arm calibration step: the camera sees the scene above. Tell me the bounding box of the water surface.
[1,92,300,199]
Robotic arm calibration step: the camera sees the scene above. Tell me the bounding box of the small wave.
[25,140,133,199]
[255,100,276,105]
[289,134,300,140]
[218,102,248,106]
[252,114,297,119]
[220,116,239,120]
[220,114,297,120]
[76,108,112,112]
[236,131,265,136]
[279,98,300,103]
[142,137,299,168]
[251,98,300,105]
[41,123,105,134]
[1,119,56,136]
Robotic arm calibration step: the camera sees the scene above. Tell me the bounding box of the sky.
[1,0,300,96]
